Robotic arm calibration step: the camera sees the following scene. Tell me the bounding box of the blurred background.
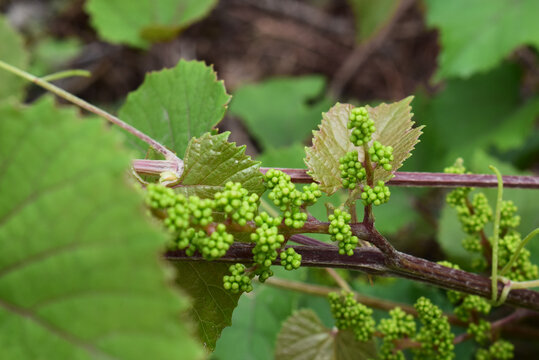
[1,0,538,358]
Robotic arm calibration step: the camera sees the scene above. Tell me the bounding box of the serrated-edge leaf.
[118,59,231,157]
[176,132,264,198]
[85,0,218,48]
[367,96,423,182]
[172,261,241,352]
[305,97,422,194]
[305,103,356,195]
[275,309,377,360]
[0,97,202,359]
[0,15,29,101]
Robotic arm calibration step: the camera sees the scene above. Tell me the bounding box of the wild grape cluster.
[251,212,285,281]
[413,297,454,360]
[497,232,538,282]
[339,150,366,189]
[328,209,359,256]
[264,169,318,228]
[214,181,259,226]
[368,141,394,171]
[378,307,416,360]
[223,263,253,294]
[361,180,391,206]
[475,340,514,360]
[348,106,375,146]
[280,247,302,270]
[328,291,375,341]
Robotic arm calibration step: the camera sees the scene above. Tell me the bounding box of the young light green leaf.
[230,76,333,150]
[0,97,202,359]
[305,103,356,195]
[119,59,231,157]
[176,132,264,198]
[172,262,241,352]
[0,15,29,101]
[275,309,377,360]
[305,97,421,195]
[368,96,423,183]
[425,0,539,79]
[86,0,217,48]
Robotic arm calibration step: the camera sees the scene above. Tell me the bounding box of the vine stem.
[490,166,503,303]
[0,60,183,176]
[500,228,539,276]
[165,241,539,312]
[258,168,539,189]
[325,268,351,292]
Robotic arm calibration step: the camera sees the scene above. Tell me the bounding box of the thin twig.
[264,276,466,326]
[328,0,415,98]
[325,268,351,292]
[0,60,183,176]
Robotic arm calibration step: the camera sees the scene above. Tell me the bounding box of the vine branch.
[165,241,539,312]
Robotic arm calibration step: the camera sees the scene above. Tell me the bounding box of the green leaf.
[0,15,29,101]
[0,97,202,359]
[275,309,377,360]
[405,64,522,172]
[85,0,217,48]
[305,97,421,195]
[172,262,241,352]
[119,59,231,157]
[425,0,539,79]
[257,143,307,169]
[213,268,305,360]
[347,0,399,42]
[230,76,332,150]
[305,103,356,195]
[177,132,264,198]
[367,96,423,183]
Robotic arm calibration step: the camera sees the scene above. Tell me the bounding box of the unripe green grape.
[361,180,391,206]
[348,106,375,146]
[462,235,482,253]
[251,217,285,269]
[468,319,491,345]
[497,232,538,282]
[280,247,302,270]
[328,209,358,256]
[255,266,273,283]
[413,297,455,360]
[445,159,472,207]
[193,223,234,260]
[475,340,514,360]
[223,263,253,294]
[368,141,394,171]
[339,151,366,190]
[453,192,492,234]
[283,209,307,228]
[301,183,322,205]
[328,291,375,342]
[145,183,176,209]
[378,307,416,360]
[454,295,491,322]
[214,181,259,226]
[499,200,520,230]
